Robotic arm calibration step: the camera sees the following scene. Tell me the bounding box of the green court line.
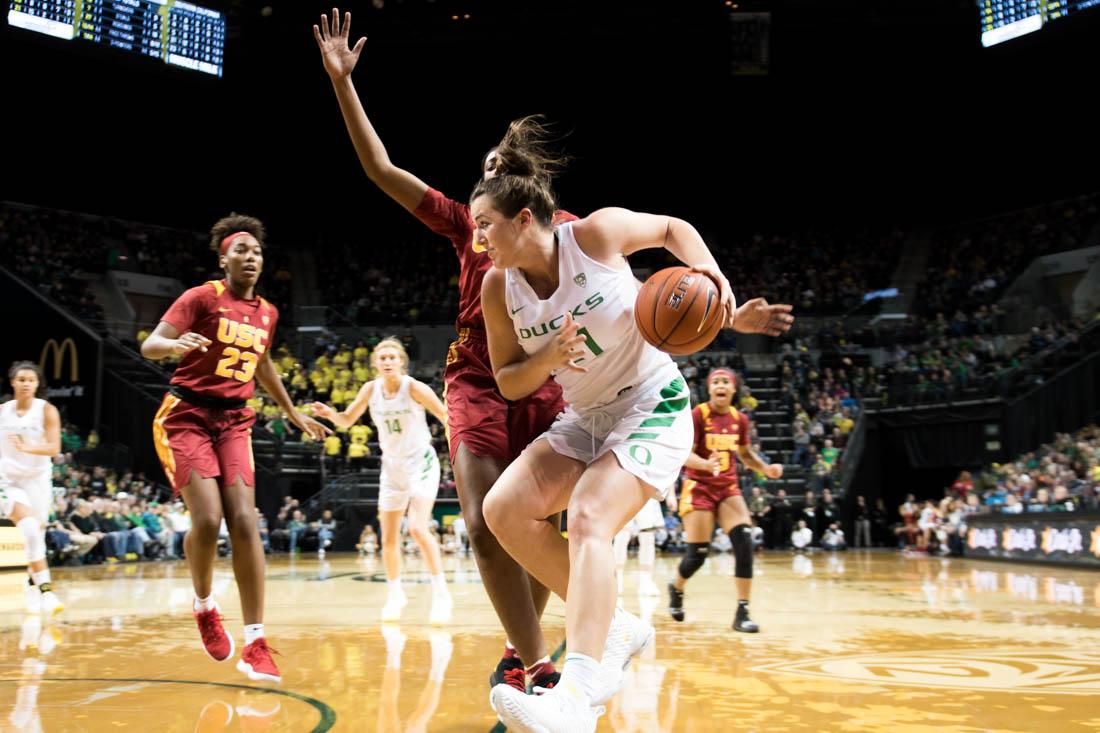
[0,677,336,732]
[489,638,567,733]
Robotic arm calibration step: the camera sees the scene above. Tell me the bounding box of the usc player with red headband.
[669,368,782,633]
[142,213,331,683]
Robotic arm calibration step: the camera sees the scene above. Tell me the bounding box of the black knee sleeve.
[678,542,710,580]
[731,524,754,579]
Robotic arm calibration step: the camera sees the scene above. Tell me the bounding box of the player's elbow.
[494,375,529,402]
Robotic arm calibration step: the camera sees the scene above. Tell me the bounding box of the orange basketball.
[634,266,728,355]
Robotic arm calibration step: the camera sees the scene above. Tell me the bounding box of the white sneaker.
[40,591,65,618]
[429,592,453,625]
[490,684,601,733]
[381,590,408,622]
[24,584,41,613]
[591,607,654,705]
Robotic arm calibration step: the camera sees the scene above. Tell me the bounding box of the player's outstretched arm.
[140,321,210,360]
[738,444,783,479]
[409,379,447,425]
[314,8,429,213]
[256,353,331,441]
[310,380,375,429]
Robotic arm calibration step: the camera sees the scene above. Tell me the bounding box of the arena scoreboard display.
[8,0,225,76]
[979,0,1100,46]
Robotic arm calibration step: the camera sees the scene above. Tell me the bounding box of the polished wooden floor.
[2,550,1099,732]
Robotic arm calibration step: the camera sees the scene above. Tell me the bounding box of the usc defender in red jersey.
[669,369,783,633]
[314,10,572,692]
[142,214,330,683]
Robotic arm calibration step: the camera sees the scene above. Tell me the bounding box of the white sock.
[387,579,402,596]
[559,653,600,704]
[638,531,656,567]
[244,624,265,645]
[430,573,447,593]
[194,595,216,612]
[31,569,51,588]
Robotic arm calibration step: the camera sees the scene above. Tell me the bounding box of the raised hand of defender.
[689,263,736,327]
[731,297,794,337]
[172,332,211,355]
[764,463,784,480]
[314,8,366,80]
[289,410,332,442]
[539,311,588,374]
[308,402,336,421]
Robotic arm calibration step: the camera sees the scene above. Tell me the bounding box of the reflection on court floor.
[1,551,1099,731]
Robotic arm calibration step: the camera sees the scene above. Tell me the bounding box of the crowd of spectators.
[0,202,293,334]
[914,191,1100,317]
[316,239,460,326]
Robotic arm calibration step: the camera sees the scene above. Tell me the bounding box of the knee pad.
[17,517,46,563]
[678,542,710,580]
[731,524,753,579]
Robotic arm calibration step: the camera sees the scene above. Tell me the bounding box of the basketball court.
[2,551,1098,731]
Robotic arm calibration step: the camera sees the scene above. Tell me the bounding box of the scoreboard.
[8,0,225,76]
[980,0,1100,46]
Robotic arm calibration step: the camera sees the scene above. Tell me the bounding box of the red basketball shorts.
[678,478,742,516]
[444,329,564,464]
[153,393,256,494]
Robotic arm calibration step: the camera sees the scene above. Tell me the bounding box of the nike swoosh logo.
[697,290,717,332]
[510,305,526,315]
[218,307,231,313]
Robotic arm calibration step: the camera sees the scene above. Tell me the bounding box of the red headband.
[708,368,735,383]
[220,231,251,255]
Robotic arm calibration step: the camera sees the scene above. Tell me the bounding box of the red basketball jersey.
[160,279,278,401]
[413,187,578,333]
[683,402,750,488]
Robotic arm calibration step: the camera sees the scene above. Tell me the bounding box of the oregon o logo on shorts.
[628,444,653,466]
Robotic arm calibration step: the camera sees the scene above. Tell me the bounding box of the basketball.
[634,266,728,355]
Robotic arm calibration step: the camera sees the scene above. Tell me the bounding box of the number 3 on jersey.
[384,418,402,435]
[215,348,258,383]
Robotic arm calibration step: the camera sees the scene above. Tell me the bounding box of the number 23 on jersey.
[213,317,270,383]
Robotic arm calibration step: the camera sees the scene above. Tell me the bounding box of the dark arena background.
[2,0,1099,730]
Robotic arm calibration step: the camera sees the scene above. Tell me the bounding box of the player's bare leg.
[453,443,555,683]
[222,475,280,681]
[221,476,265,625]
[180,473,234,663]
[379,509,407,622]
[407,495,451,623]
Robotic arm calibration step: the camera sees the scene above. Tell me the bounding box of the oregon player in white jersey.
[311,339,452,624]
[471,119,794,731]
[0,362,64,616]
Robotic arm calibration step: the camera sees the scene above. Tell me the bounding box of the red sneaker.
[237,638,281,683]
[194,606,234,662]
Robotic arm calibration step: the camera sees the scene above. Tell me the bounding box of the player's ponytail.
[470,115,569,227]
[492,115,569,186]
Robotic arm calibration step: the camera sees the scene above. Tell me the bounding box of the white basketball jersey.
[505,221,672,411]
[0,399,51,480]
[367,376,432,459]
